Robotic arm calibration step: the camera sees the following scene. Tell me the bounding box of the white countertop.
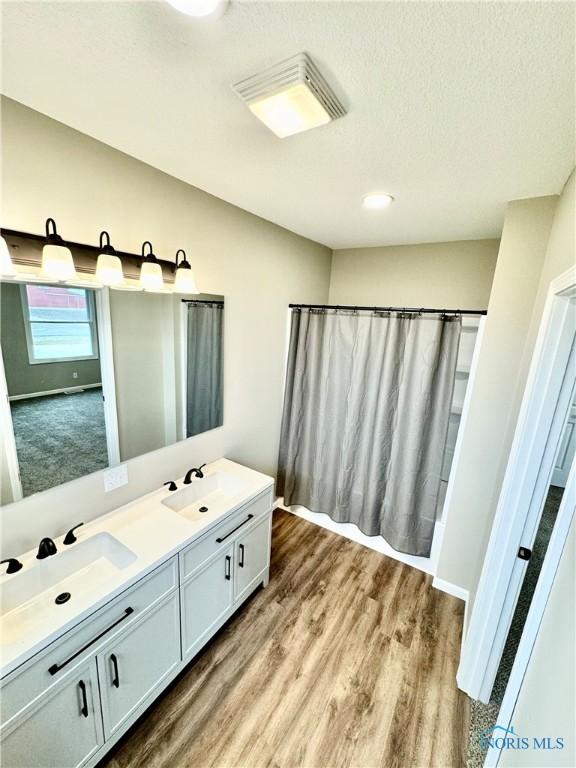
[0,458,274,679]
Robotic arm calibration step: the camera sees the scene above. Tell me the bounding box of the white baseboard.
[432,576,469,603]
[9,383,102,401]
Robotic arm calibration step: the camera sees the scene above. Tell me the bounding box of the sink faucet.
[1,558,23,574]
[36,538,57,560]
[183,464,207,484]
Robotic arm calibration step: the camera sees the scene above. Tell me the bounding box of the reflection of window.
[21,285,99,364]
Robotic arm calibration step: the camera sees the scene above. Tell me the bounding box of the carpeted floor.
[10,388,109,496]
[466,484,564,767]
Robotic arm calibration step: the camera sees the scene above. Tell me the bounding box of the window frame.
[20,284,100,365]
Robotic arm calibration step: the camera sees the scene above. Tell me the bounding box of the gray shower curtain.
[277,309,461,556]
[186,302,223,437]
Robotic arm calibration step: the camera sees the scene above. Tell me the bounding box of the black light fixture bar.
[0,227,177,272]
[289,303,487,316]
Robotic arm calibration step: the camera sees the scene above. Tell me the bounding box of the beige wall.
[437,173,575,610]
[329,239,499,308]
[0,98,332,557]
[500,520,575,768]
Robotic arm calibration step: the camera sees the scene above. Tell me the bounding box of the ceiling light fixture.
[95,231,124,287]
[139,241,165,292]
[0,235,16,276]
[41,218,77,281]
[233,53,346,138]
[165,0,228,18]
[173,249,200,294]
[362,194,395,210]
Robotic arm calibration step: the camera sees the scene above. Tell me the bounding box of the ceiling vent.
[232,53,346,138]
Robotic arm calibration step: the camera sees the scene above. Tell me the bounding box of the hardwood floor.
[104,509,469,768]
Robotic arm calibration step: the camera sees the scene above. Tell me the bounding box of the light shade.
[362,194,395,210]
[41,244,76,281]
[96,253,124,286]
[166,0,227,17]
[174,267,200,294]
[0,236,16,276]
[249,83,331,139]
[140,261,164,291]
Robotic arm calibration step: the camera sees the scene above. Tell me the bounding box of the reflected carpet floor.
[466,485,563,767]
[10,388,108,496]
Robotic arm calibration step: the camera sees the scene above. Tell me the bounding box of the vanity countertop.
[0,458,274,679]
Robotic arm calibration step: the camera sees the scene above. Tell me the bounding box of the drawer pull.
[239,544,245,568]
[216,514,254,543]
[48,607,134,676]
[78,680,88,718]
[110,653,120,688]
[225,555,231,581]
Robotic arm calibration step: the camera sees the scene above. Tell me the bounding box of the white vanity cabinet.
[1,658,103,768]
[234,515,271,603]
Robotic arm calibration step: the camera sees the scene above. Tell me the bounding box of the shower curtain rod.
[289,303,487,316]
[181,299,224,305]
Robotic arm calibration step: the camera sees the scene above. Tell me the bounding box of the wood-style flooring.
[104,509,469,768]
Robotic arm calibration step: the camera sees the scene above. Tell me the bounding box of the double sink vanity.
[0,459,274,768]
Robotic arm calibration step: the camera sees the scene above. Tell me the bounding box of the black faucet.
[183,464,207,484]
[36,538,57,559]
[63,523,84,545]
[164,481,178,492]
[1,558,23,574]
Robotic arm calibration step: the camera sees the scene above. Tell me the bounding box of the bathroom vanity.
[0,459,274,768]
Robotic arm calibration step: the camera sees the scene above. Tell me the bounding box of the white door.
[551,403,576,487]
[0,659,103,768]
[180,546,234,660]
[97,592,181,739]
[234,516,271,603]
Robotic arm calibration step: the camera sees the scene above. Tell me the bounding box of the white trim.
[0,351,23,502]
[431,576,469,603]
[8,382,102,401]
[95,288,121,467]
[483,460,575,768]
[179,301,189,441]
[458,265,576,703]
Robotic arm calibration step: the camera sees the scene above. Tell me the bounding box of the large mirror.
[0,279,224,503]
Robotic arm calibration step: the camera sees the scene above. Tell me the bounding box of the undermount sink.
[0,533,136,645]
[162,471,249,521]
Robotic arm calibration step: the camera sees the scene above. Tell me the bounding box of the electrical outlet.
[72,372,78,379]
[103,464,128,492]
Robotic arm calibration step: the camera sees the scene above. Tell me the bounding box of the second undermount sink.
[0,533,137,646]
[162,471,249,521]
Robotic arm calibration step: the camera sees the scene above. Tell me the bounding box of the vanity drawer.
[179,488,273,582]
[1,556,178,728]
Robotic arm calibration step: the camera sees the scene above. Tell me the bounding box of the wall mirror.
[0,278,224,504]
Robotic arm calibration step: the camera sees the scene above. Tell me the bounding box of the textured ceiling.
[1,1,574,249]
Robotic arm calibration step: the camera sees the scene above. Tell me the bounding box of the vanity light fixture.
[362,194,395,210]
[95,231,124,287]
[139,241,165,292]
[165,0,228,17]
[0,235,16,276]
[233,53,346,139]
[41,218,77,281]
[173,249,200,294]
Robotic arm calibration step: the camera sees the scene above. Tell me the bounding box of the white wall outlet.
[72,372,78,379]
[103,464,128,492]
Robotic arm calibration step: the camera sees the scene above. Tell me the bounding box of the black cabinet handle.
[216,514,254,543]
[110,653,120,688]
[225,555,231,581]
[49,607,134,675]
[239,544,245,568]
[78,680,88,718]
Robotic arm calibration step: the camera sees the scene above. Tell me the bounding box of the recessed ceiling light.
[362,194,395,210]
[166,0,228,18]
[233,53,346,139]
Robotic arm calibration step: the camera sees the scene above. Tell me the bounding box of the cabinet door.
[0,659,103,768]
[97,591,181,739]
[180,546,234,660]
[234,515,271,603]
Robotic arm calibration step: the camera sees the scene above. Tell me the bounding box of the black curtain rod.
[1,227,177,272]
[289,303,487,316]
[181,299,224,305]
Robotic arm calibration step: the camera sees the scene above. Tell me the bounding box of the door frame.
[458,264,576,702]
[0,348,23,502]
[95,288,121,466]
